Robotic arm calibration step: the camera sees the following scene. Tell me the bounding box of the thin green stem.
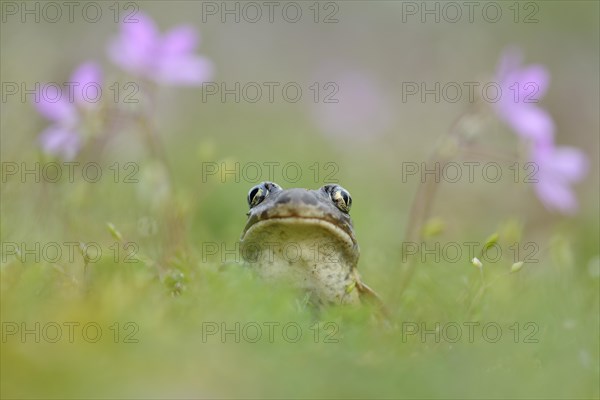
[395,108,476,299]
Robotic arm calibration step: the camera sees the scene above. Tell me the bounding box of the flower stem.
[395,106,480,299]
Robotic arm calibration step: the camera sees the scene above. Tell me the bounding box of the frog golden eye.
[323,185,352,213]
[247,181,282,208]
[248,185,265,208]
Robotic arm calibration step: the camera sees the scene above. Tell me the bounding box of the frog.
[239,181,380,306]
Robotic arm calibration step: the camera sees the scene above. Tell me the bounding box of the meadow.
[1,1,598,398]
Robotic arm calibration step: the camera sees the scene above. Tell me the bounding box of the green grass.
[1,164,598,398]
[2,120,599,399]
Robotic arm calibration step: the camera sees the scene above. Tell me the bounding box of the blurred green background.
[1,1,598,398]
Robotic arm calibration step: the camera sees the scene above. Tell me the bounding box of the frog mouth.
[241,216,356,249]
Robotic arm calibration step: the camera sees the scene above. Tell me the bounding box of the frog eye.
[247,181,282,208]
[323,185,352,213]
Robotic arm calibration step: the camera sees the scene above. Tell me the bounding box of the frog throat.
[240,216,356,251]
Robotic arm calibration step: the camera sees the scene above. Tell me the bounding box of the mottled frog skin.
[240,182,378,306]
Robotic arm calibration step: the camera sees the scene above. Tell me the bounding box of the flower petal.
[501,104,555,142]
[535,144,588,182]
[39,125,81,161]
[70,61,103,107]
[154,55,214,86]
[33,88,77,123]
[107,11,158,75]
[531,142,588,214]
[161,25,199,57]
[493,47,555,143]
[535,177,578,214]
[503,65,550,102]
[312,70,393,139]
[550,147,588,181]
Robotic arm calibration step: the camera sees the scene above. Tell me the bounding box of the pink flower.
[311,70,393,140]
[493,47,588,214]
[108,12,213,86]
[494,47,554,145]
[34,62,102,160]
[531,141,588,214]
